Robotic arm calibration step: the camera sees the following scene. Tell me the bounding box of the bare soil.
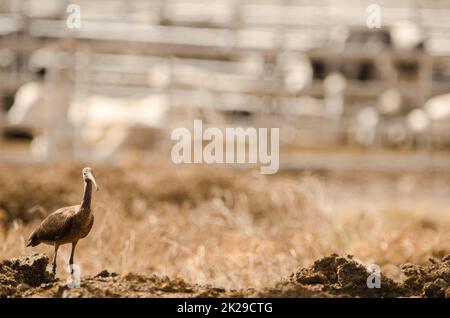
[1,253,448,298]
[1,164,449,297]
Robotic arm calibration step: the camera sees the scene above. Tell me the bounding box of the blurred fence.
[1,0,450,164]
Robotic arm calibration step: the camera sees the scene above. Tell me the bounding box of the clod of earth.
[0,253,448,298]
[285,253,449,297]
[0,253,54,297]
[400,254,450,298]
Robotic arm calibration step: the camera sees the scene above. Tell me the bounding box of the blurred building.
[1,0,450,165]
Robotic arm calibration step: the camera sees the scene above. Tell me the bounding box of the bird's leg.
[52,243,60,276]
[69,241,78,274]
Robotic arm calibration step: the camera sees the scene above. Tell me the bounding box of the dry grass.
[0,163,449,289]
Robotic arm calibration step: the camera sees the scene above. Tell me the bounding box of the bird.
[26,167,99,276]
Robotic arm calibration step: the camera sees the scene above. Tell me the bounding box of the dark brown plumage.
[27,167,99,275]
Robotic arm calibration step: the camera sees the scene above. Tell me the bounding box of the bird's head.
[82,167,99,191]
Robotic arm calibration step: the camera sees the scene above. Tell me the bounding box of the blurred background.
[0,1,450,290]
[0,0,450,170]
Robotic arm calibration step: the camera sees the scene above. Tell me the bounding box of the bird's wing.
[27,205,79,246]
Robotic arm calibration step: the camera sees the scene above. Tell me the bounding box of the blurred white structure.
[8,81,46,132]
[377,89,402,115]
[390,21,424,51]
[407,108,429,133]
[324,72,346,117]
[2,0,450,163]
[424,94,450,120]
[351,106,379,146]
[8,84,169,160]
[277,52,313,94]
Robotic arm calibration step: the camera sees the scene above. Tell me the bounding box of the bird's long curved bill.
[87,173,99,191]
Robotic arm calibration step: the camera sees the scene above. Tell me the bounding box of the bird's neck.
[81,179,93,211]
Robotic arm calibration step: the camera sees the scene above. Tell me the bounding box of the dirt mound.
[280,253,449,298]
[401,255,450,298]
[284,254,403,297]
[0,254,234,298]
[0,253,54,297]
[20,271,230,298]
[1,253,448,297]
